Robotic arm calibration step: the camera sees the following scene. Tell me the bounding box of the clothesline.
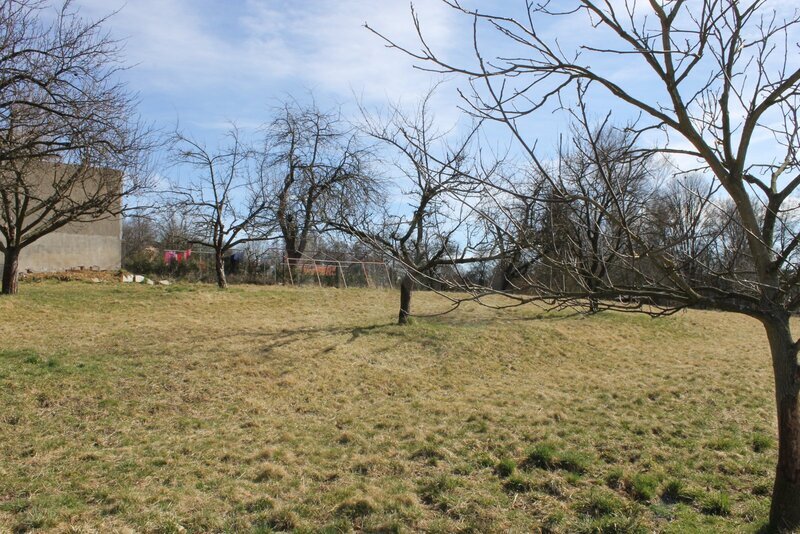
[163,249,192,264]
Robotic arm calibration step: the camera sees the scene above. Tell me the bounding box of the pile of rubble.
[120,273,171,286]
[20,269,171,285]
[21,270,121,283]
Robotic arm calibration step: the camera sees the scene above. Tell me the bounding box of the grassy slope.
[0,282,785,533]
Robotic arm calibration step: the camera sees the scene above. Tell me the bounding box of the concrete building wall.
[15,229,121,272]
[1,164,123,273]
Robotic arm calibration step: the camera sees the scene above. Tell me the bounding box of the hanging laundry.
[164,250,178,264]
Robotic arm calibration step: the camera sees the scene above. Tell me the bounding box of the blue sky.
[69,0,798,188]
[73,0,476,141]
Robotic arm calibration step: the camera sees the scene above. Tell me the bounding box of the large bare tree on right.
[373,0,800,528]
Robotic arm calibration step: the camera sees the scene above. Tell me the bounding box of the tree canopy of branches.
[166,127,272,289]
[262,101,375,269]
[0,0,153,294]
[332,88,498,324]
[372,0,800,526]
[538,115,659,311]
[121,215,158,259]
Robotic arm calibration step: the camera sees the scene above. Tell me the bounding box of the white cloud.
[74,0,464,104]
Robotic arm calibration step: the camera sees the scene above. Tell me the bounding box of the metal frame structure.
[151,247,394,289]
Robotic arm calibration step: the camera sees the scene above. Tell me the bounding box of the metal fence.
[125,247,397,289]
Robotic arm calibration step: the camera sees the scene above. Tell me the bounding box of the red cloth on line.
[164,249,192,264]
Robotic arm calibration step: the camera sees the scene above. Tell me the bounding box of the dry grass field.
[0,282,787,532]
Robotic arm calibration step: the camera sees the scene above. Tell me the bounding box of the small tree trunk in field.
[586,275,599,313]
[215,251,228,289]
[287,249,302,286]
[2,247,20,295]
[398,274,413,325]
[764,312,800,530]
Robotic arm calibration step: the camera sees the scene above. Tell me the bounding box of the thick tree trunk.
[2,247,20,295]
[215,252,228,289]
[764,313,800,530]
[398,274,413,325]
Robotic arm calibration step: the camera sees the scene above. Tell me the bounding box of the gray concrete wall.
[14,231,121,272]
[1,163,123,273]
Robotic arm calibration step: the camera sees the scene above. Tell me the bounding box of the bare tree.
[121,215,159,260]
[0,0,154,294]
[645,173,725,285]
[261,101,375,271]
[546,117,658,311]
[332,89,499,324]
[153,213,195,255]
[460,170,538,292]
[372,0,800,526]
[166,127,273,289]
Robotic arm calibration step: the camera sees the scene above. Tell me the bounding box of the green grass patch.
[625,473,659,502]
[494,458,516,478]
[751,433,775,453]
[523,442,593,474]
[576,489,625,518]
[701,493,732,516]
